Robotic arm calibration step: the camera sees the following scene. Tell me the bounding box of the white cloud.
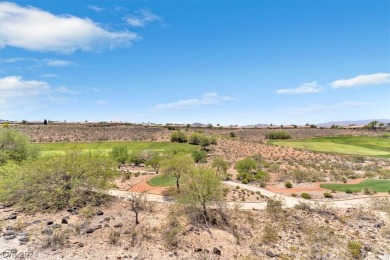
[277,81,324,94]
[152,92,234,111]
[44,59,73,67]
[124,9,162,27]
[96,99,108,106]
[88,5,104,12]
[0,2,138,53]
[331,73,390,88]
[0,76,74,117]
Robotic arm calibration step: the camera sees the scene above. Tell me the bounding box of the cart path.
[108,181,390,210]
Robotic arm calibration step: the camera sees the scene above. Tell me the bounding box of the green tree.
[188,133,202,145]
[211,157,229,178]
[161,154,194,191]
[192,150,207,163]
[235,157,257,174]
[235,157,270,185]
[43,119,48,125]
[146,152,164,174]
[170,131,188,143]
[177,166,223,221]
[199,136,211,150]
[111,146,128,164]
[0,150,116,211]
[0,128,39,165]
[379,122,385,129]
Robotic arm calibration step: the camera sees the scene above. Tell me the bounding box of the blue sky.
[0,0,389,125]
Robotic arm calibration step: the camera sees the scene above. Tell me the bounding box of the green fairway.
[320,179,390,192]
[147,175,176,187]
[269,136,390,157]
[34,141,198,156]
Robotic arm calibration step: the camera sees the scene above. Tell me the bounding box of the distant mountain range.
[317,119,390,127]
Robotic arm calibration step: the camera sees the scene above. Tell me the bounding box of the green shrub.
[323,192,333,198]
[111,146,128,164]
[229,132,236,138]
[191,150,207,163]
[265,131,291,140]
[109,230,121,245]
[0,150,116,212]
[0,128,39,165]
[362,187,375,195]
[345,189,353,194]
[291,193,297,197]
[285,181,293,188]
[188,133,202,145]
[170,131,187,143]
[347,240,362,258]
[301,193,312,199]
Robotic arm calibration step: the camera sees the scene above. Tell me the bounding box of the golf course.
[34,141,198,156]
[321,179,390,193]
[269,136,390,157]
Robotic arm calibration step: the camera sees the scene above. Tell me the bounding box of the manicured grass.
[34,141,199,156]
[320,179,390,192]
[269,136,390,157]
[147,175,176,187]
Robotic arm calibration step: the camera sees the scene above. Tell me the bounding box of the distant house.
[281,125,295,129]
[345,125,365,129]
[267,125,280,129]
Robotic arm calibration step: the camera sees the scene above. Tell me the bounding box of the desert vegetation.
[0,125,389,259]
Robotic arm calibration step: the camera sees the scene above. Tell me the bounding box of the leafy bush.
[323,192,333,198]
[170,131,187,143]
[0,150,117,212]
[285,181,293,188]
[345,189,353,194]
[301,193,312,199]
[111,146,128,164]
[229,132,236,138]
[362,187,375,195]
[188,133,202,145]
[265,131,291,139]
[191,150,207,163]
[0,128,39,165]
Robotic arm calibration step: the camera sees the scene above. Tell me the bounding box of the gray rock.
[194,248,202,252]
[0,205,5,209]
[85,228,95,234]
[42,229,53,235]
[4,213,17,220]
[94,225,102,230]
[78,243,84,247]
[3,235,16,240]
[114,223,123,228]
[61,218,68,224]
[96,210,104,216]
[46,220,54,225]
[266,251,275,258]
[32,220,41,225]
[364,244,372,251]
[18,236,29,242]
[213,247,221,255]
[5,226,13,230]
[3,231,15,236]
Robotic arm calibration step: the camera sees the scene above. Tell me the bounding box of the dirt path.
[108,180,390,210]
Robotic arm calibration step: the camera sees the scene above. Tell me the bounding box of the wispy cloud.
[88,5,104,12]
[277,81,324,94]
[152,92,234,111]
[331,73,390,88]
[0,2,138,53]
[96,99,108,106]
[124,9,162,27]
[281,101,369,115]
[44,59,73,67]
[41,73,58,78]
